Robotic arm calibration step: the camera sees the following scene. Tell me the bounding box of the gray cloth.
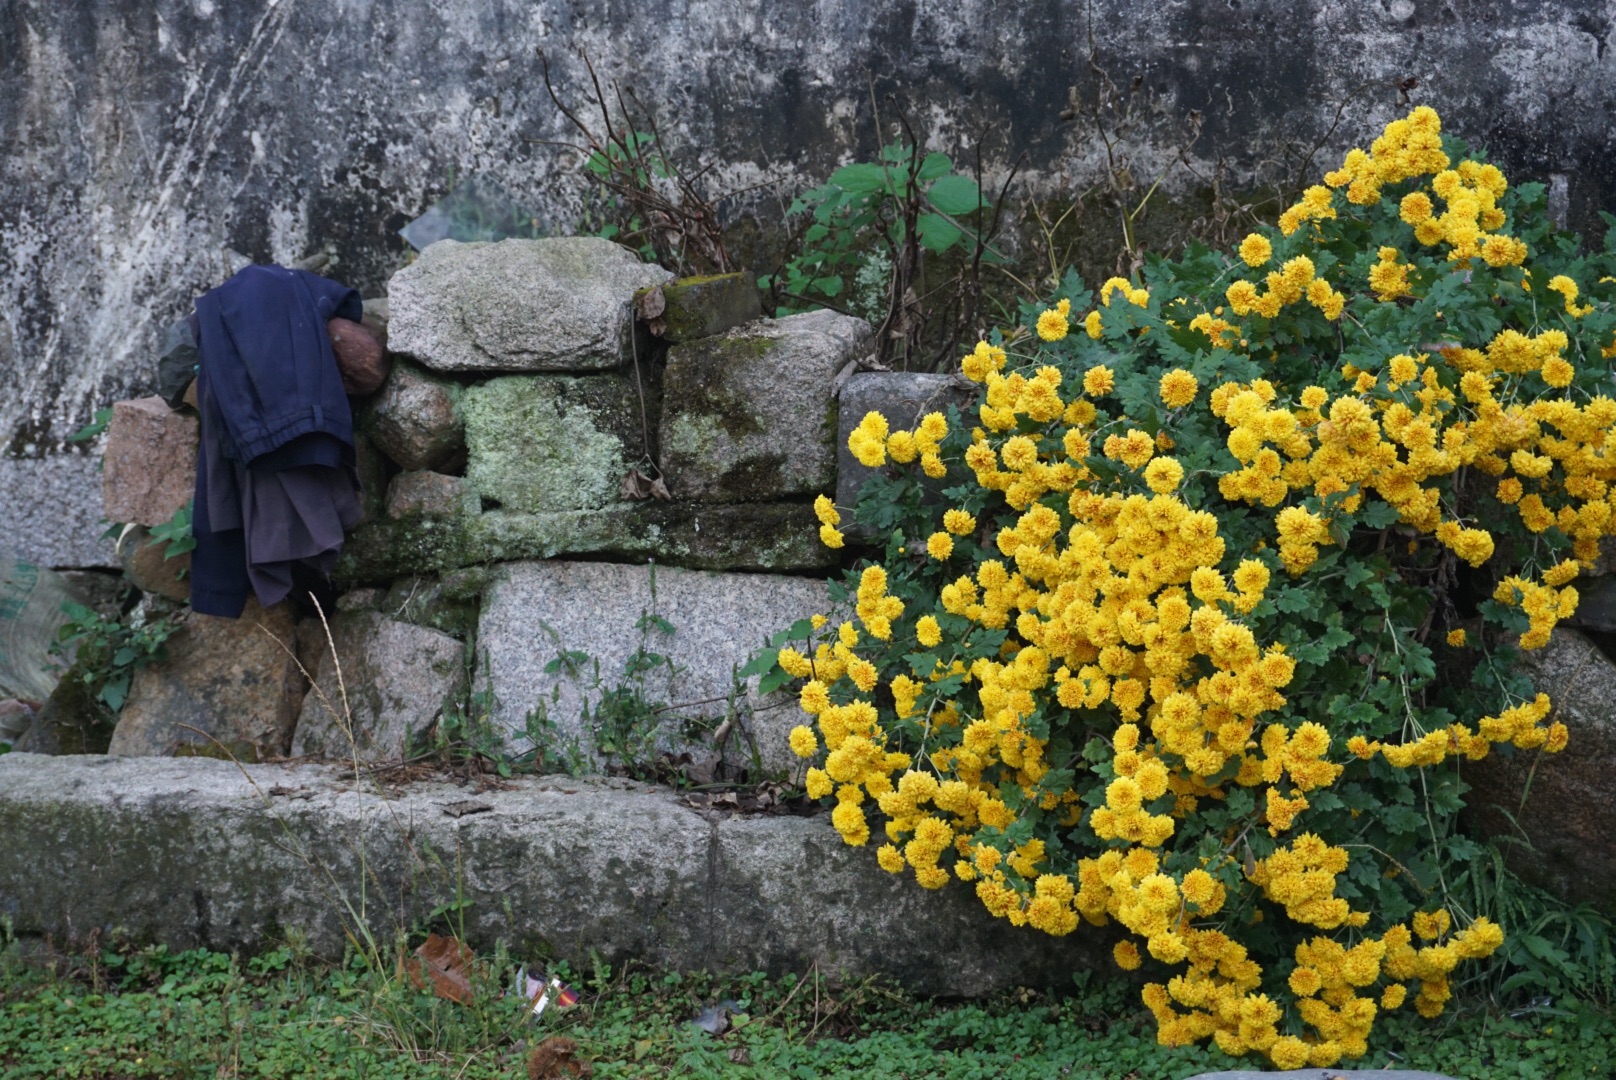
[196,373,363,614]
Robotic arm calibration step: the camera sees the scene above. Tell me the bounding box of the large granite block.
[387,237,672,372]
[659,309,871,502]
[478,560,829,772]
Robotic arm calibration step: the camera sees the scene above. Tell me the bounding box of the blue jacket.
[190,265,364,617]
[193,265,362,463]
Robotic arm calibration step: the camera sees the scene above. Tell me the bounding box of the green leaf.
[757,669,794,696]
[916,151,953,181]
[1274,588,1315,614]
[67,407,113,443]
[915,213,963,252]
[101,673,130,712]
[814,274,845,298]
[926,174,983,215]
[737,649,780,679]
[828,163,889,193]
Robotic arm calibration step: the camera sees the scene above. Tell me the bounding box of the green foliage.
[65,407,112,444]
[51,602,179,712]
[581,130,665,262]
[763,141,992,319]
[145,502,195,560]
[3,939,1614,1079]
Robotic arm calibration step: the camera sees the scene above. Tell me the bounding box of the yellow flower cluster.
[1037,298,1073,341]
[847,409,951,480]
[1188,326,1611,635]
[1347,690,1568,768]
[813,494,844,549]
[1226,254,1344,321]
[1367,246,1412,301]
[1321,105,1449,206]
[778,106,1609,1065]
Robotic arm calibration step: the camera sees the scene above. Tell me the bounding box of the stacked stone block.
[80,236,924,772]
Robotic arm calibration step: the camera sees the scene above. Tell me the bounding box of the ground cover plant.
[2,940,1612,1078]
[769,105,1616,1067]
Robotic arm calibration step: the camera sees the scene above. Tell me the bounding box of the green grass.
[1,940,1610,1079]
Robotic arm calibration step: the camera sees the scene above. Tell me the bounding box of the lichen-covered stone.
[659,310,870,502]
[101,396,198,527]
[478,560,830,771]
[0,754,1109,993]
[835,372,976,515]
[388,238,672,372]
[1466,627,1616,914]
[638,273,762,342]
[462,373,643,514]
[335,501,834,586]
[291,611,466,762]
[385,471,473,520]
[362,360,464,472]
[108,599,306,761]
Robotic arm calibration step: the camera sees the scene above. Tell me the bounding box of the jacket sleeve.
[296,269,363,323]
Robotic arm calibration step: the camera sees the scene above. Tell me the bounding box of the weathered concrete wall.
[4,0,1615,561]
[0,753,1112,992]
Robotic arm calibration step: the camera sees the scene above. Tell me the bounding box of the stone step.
[0,754,1106,996]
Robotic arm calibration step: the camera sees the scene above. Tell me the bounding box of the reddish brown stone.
[120,526,191,602]
[101,396,198,527]
[363,361,464,471]
[329,317,391,396]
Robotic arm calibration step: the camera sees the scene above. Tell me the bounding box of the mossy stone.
[334,502,834,586]
[658,310,871,502]
[10,657,116,755]
[381,574,482,640]
[462,373,644,513]
[637,273,762,343]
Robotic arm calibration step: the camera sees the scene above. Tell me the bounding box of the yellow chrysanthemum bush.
[758,107,1616,1066]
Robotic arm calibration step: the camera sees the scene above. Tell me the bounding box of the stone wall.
[6,1,1616,563]
[34,237,917,778]
[0,753,1112,992]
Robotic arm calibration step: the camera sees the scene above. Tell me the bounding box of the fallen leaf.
[527,1035,592,1079]
[636,287,667,320]
[621,469,669,501]
[405,933,478,1005]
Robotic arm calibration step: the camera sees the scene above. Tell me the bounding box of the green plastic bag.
[0,558,81,702]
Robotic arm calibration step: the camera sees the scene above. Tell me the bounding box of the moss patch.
[461,374,639,513]
[334,502,833,584]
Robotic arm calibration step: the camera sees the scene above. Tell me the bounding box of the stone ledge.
[0,754,1107,995]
